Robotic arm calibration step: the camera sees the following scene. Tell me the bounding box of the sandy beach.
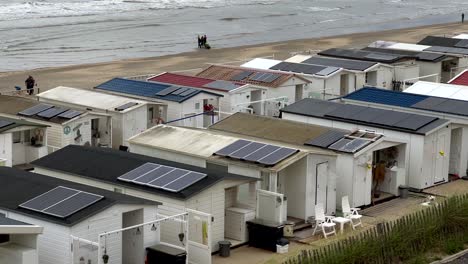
[2,22,468,94]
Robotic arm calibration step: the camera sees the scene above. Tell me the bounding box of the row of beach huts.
[2,33,468,264]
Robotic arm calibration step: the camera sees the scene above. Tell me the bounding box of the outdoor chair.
[312,203,336,239]
[342,196,362,229]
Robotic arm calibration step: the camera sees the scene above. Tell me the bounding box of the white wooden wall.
[0,133,13,166]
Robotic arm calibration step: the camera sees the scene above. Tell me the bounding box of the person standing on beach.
[25,75,35,95]
[463,13,465,23]
[197,35,202,48]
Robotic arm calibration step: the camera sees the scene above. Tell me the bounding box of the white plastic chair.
[342,196,362,229]
[312,203,336,239]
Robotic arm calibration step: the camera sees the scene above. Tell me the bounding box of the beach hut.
[281,98,451,191]
[32,145,257,252]
[209,113,386,207]
[95,78,223,128]
[36,86,163,148]
[241,58,346,99]
[342,87,468,178]
[127,121,339,225]
[0,214,43,264]
[448,69,468,85]
[0,95,112,153]
[0,116,48,167]
[196,65,311,117]
[0,166,161,264]
[148,72,265,119]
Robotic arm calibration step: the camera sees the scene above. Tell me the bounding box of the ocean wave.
[306,6,342,12]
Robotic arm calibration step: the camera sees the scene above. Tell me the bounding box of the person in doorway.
[463,13,465,23]
[25,75,35,95]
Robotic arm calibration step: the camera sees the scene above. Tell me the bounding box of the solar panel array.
[118,162,207,193]
[231,71,253,81]
[203,80,240,91]
[303,57,376,71]
[19,186,103,218]
[305,129,381,153]
[270,62,328,75]
[455,39,468,48]
[0,120,14,129]
[18,104,83,120]
[115,102,138,111]
[155,86,197,98]
[230,70,281,83]
[214,139,298,166]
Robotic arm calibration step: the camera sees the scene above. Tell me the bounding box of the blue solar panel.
[164,172,207,192]
[96,78,203,102]
[37,107,69,119]
[18,104,53,117]
[344,87,427,107]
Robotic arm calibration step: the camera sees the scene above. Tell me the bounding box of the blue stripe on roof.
[96,78,221,103]
[344,87,428,107]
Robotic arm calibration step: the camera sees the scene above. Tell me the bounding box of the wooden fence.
[284,194,468,264]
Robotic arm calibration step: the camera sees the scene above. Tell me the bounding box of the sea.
[1,0,468,71]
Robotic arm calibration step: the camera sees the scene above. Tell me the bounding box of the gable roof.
[0,116,47,133]
[448,69,468,86]
[302,56,377,71]
[317,48,414,64]
[405,81,468,100]
[148,73,244,92]
[38,86,149,113]
[32,145,254,200]
[0,166,158,226]
[362,47,450,62]
[280,98,449,135]
[343,87,468,118]
[196,65,310,88]
[96,78,222,103]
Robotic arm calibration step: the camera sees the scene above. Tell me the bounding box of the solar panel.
[340,139,370,153]
[164,172,207,192]
[118,163,161,181]
[57,109,83,119]
[0,120,13,129]
[18,104,53,117]
[243,145,281,162]
[117,162,207,192]
[369,111,411,126]
[170,87,190,95]
[115,102,138,111]
[393,115,437,131]
[42,192,103,218]
[455,39,468,48]
[179,89,197,97]
[263,74,281,83]
[231,71,253,81]
[325,105,367,120]
[214,140,251,156]
[364,53,398,61]
[204,80,240,91]
[305,130,348,148]
[411,97,447,110]
[249,72,265,81]
[328,138,353,151]
[230,142,266,159]
[36,107,69,119]
[346,107,388,123]
[315,67,340,76]
[19,186,103,218]
[156,86,180,96]
[257,147,298,166]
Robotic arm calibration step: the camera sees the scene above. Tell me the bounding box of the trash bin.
[399,185,409,198]
[218,240,231,257]
[276,238,289,254]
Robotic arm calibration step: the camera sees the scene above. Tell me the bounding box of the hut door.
[315,162,329,212]
[434,133,446,183]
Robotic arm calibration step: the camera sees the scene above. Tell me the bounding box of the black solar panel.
[0,120,13,129]
[118,163,160,181]
[179,89,197,97]
[42,192,103,218]
[231,71,253,81]
[249,72,267,81]
[156,86,180,96]
[271,62,326,75]
[369,111,411,126]
[393,114,436,131]
[455,39,468,48]
[243,145,281,162]
[36,107,68,119]
[347,108,388,123]
[18,104,53,117]
[340,139,370,153]
[19,186,103,218]
[215,140,251,156]
[303,57,376,71]
[263,74,281,83]
[115,102,138,111]
[230,142,266,159]
[164,172,206,192]
[257,147,298,166]
[305,130,348,148]
[58,110,83,119]
[171,87,190,95]
[411,97,447,111]
[325,105,367,120]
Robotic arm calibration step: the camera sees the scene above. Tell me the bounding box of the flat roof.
[32,145,255,200]
[405,81,468,101]
[0,166,159,226]
[453,34,468,39]
[148,73,244,92]
[343,87,468,118]
[317,48,414,64]
[418,36,463,48]
[285,54,312,63]
[196,65,310,88]
[241,58,282,70]
[37,86,150,113]
[362,47,450,62]
[280,98,449,135]
[96,78,223,103]
[302,56,377,71]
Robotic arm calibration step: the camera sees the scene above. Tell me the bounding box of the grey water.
[1,0,468,71]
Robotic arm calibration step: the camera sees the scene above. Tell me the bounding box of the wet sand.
[1,22,468,94]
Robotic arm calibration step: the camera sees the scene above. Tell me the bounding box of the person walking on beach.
[25,75,35,95]
[463,13,465,23]
[197,35,202,48]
